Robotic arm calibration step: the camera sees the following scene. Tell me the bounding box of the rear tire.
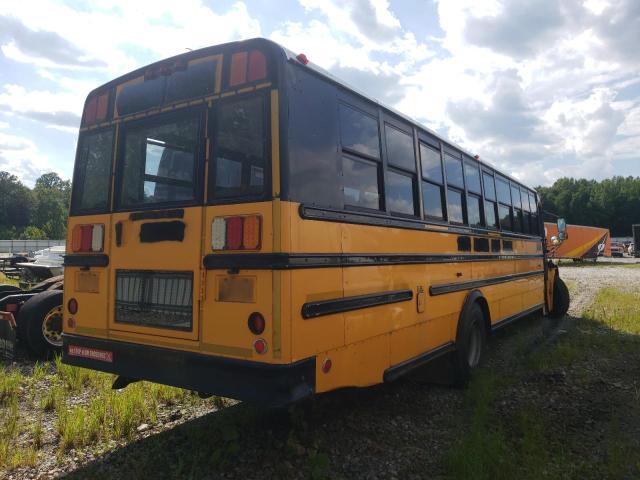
[452,302,486,387]
[549,277,570,319]
[17,290,63,358]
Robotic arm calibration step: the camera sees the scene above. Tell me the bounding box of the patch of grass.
[446,372,517,480]
[40,383,66,412]
[57,404,102,451]
[0,272,19,287]
[585,287,640,334]
[0,368,22,406]
[447,285,640,479]
[30,362,48,383]
[54,379,198,452]
[54,355,103,393]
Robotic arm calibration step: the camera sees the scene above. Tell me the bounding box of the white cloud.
[0,0,639,187]
[0,131,56,186]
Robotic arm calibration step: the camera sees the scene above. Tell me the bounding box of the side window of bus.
[339,104,381,210]
[445,151,465,224]
[211,95,266,199]
[419,141,445,220]
[464,160,482,227]
[384,123,417,216]
[529,192,539,234]
[521,188,532,234]
[496,175,512,231]
[511,183,523,232]
[72,128,114,213]
[482,171,498,229]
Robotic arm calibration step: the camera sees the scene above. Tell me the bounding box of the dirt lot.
[2,264,640,479]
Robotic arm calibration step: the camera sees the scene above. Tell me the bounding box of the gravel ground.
[3,264,639,479]
[559,264,640,315]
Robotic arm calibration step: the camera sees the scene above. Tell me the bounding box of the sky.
[1,0,639,187]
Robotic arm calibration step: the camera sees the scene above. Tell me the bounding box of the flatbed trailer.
[545,222,610,261]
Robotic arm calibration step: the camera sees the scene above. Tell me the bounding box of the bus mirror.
[557,218,567,241]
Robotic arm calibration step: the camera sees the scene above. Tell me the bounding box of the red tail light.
[5,303,18,313]
[211,215,262,251]
[225,217,244,250]
[253,338,268,355]
[322,358,332,374]
[80,225,93,251]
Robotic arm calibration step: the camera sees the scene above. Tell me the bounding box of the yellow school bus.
[62,38,569,406]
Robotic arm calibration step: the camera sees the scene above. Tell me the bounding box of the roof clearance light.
[247,50,267,82]
[84,96,98,125]
[230,51,248,87]
[296,53,309,65]
[96,93,109,122]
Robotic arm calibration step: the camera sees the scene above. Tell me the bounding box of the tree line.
[0,171,70,240]
[0,170,638,239]
[537,176,640,237]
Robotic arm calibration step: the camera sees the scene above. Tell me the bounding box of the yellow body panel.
[65,84,548,400]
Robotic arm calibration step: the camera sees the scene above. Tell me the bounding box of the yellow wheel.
[17,289,63,358]
[41,305,63,347]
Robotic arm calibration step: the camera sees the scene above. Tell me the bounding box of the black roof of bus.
[86,37,536,195]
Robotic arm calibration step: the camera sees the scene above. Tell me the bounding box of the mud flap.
[0,311,17,361]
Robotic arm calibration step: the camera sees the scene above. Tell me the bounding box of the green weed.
[0,368,23,406]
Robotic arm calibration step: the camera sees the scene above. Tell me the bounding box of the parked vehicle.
[0,276,63,357]
[545,222,610,261]
[610,242,624,258]
[16,246,65,289]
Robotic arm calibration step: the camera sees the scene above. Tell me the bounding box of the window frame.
[381,116,418,218]
[446,187,465,225]
[114,105,207,212]
[207,91,272,205]
[481,169,498,230]
[495,174,513,232]
[70,126,116,216]
[338,102,381,162]
[338,99,384,213]
[444,148,466,225]
[417,135,447,221]
[466,192,483,228]
[341,152,383,213]
[464,158,482,194]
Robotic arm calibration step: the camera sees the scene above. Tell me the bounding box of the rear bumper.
[62,333,315,407]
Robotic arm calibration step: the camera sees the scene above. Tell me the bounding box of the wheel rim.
[42,305,63,347]
[467,320,482,368]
